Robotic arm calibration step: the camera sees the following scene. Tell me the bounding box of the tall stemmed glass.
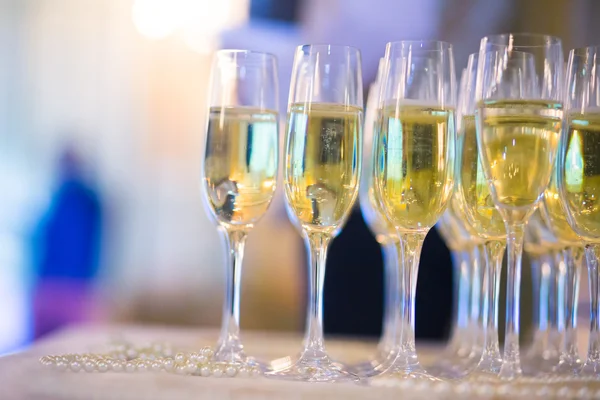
[268,44,363,382]
[201,50,279,365]
[558,45,600,378]
[457,52,508,379]
[354,58,399,376]
[371,40,456,381]
[540,163,585,376]
[475,34,564,380]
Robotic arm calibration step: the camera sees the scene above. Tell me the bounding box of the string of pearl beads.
[39,343,262,378]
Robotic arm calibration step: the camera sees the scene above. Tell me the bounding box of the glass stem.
[548,250,561,352]
[380,240,398,352]
[559,247,582,366]
[476,240,505,372]
[446,249,471,352]
[529,256,541,332]
[538,254,552,333]
[468,244,485,357]
[585,244,600,368]
[499,222,525,380]
[303,232,331,356]
[216,229,247,361]
[391,232,426,369]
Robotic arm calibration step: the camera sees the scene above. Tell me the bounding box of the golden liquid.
[540,165,580,244]
[203,106,278,227]
[561,113,600,239]
[458,115,506,240]
[285,103,362,234]
[374,104,455,232]
[360,108,397,242]
[477,99,562,211]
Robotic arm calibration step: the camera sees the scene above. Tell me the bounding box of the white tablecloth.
[2,325,599,399]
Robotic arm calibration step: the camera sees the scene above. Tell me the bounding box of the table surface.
[2,325,599,400]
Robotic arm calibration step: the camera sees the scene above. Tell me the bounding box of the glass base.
[553,357,582,377]
[521,354,559,376]
[498,360,523,380]
[350,347,397,377]
[466,353,503,381]
[266,351,360,383]
[369,352,441,385]
[213,340,265,370]
[579,360,600,378]
[426,349,482,380]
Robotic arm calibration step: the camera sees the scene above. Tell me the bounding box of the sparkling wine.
[476,99,562,211]
[561,112,600,238]
[458,115,506,240]
[374,104,455,231]
[541,166,581,244]
[285,103,362,233]
[361,108,396,242]
[203,106,278,227]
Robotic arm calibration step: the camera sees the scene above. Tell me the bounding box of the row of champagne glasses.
[202,45,365,382]
[200,36,600,384]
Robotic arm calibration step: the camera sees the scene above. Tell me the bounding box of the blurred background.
[0,0,599,355]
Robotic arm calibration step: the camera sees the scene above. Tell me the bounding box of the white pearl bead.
[201,348,213,357]
[212,368,223,378]
[97,361,109,373]
[70,361,82,372]
[84,361,96,372]
[164,358,175,371]
[137,361,148,372]
[151,362,162,372]
[175,365,186,375]
[126,349,138,359]
[200,366,211,377]
[198,355,208,364]
[189,353,199,363]
[225,366,237,377]
[112,361,124,372]
[185,361,197,374]
[237,367,249,378]
[162,348,173,357]
[175,353,186,363]
[125,362,136,373]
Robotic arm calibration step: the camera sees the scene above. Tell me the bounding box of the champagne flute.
[371,40,456,381]
[540,164,585,376]
[201,50,279,365]
[268,44,363,382]
[457,52,508,379]
[475,34,564,380]
[435,69,485,376]
[354,58,399,376]
[558,45,600,377]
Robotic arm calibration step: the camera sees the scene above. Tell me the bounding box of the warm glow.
[132,0,181,39]
[132,0,249,53]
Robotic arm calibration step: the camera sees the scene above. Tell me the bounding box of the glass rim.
[215,49,277,61]
[481,33,562,48]
[569,45,600,57]
[386,40,453,53]
[296,43,361,55]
